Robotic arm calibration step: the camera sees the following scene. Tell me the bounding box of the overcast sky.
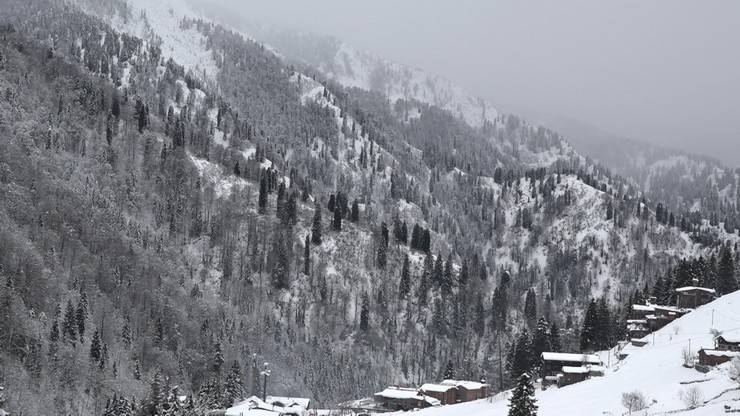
[203,0,740,167]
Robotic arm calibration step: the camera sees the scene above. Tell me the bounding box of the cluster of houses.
[629,279,716,342]
[340,379,488,413]
[225,396,312,416]
[540,352,605,388]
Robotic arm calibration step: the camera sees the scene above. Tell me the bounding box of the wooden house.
[440,380,488,402]
[631,304,656,320]
[675,283,715,309]
[373,387,439,411]
[559,366,589,387]
[716,335,740,351]
[627,319,649,339]
[698,348,740,366]
[540,352,602,377]
[419,383,457,405]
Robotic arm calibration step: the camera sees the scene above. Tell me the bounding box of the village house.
[631,304,656,320]
[420,383,457,405]
[627,319,649,339]
[715,335,740,351]
[698,348,740,366]
[540,352,602,378]
[440,380,488,402]
[373,387,440,411]
[266,396,311,413]
[647,305,690,331]
[559,366,589,387]
[675,279,716,309]
[226,396,305,416]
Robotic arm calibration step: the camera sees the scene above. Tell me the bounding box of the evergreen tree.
[443,360,455,379]
[75,298,87,342]
[62,300,77,343]
[717,245,737,295]
[508,373,538,416]
[90,329,102,363]
[510,330,532,380]
[549,322,561,353]
[377,222,389,269]
[399,255,411,299]
[311,202,322,245]
[532,317,551,362]
[222,360,245,408]
[524,289,537,325]
[350,199,360,222]
[332,199,342,231]
[359,294,370,331]
[474,295,486,336]
[258,172,268,213]
[303,235,310,275]
[213,341,224,374]
[580,299,598,351]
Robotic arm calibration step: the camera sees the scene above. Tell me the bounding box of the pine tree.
[717,245,737,295]
[399,255,411,299]
[90,329,102,363]
[213,341,224,374]
[580,299,598,351]
[311,202,322,245]
[350,199,360,222]
[75,298,87,342]
[510,330,532,380]
[222,360,245,408]
[258,172,268,214]
[532,317,551,362]
[62,300,77,343]
[524,289,537,325]
[360,294,370,331]
[332,201,342,231]
[508,373,538,416]
[443,360,455,379]
[548,322,561,352]
[303,235,310,276]
[474,295,486,336]
[134,359,142,380]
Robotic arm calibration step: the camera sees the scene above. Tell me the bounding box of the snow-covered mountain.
[394,290,740,415]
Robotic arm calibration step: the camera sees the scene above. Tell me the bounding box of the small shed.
[559,366,589,387]
[675,285,715,309]
[419,383,457,405]
[716,335,740,352]
[698,349,740,366]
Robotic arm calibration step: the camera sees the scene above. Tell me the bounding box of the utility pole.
[261,362,271,402]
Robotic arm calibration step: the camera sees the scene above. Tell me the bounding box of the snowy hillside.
[320,43,499,129]
[399,290,740,415]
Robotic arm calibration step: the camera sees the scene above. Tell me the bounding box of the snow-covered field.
[392,291,740,415]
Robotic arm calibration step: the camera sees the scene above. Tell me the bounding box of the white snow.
[540,352,601,364]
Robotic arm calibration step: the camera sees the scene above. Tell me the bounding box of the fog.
[198,0,740,167]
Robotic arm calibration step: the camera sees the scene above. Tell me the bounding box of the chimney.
[692,277,699,287]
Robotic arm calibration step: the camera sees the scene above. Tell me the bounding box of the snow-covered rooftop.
[541,352,601,364]
[700,349,740,357]
[675,286,716,293]
[266,396,311,410]
[561,366,590,374]
[440,380,487,390]
[421,383,457,393]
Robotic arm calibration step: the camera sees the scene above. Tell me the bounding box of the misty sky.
[205,0,740,167]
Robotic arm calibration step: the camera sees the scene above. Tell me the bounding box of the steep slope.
[398,290,740,415]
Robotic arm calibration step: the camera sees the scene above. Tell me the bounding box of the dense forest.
[0,0,738,414]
